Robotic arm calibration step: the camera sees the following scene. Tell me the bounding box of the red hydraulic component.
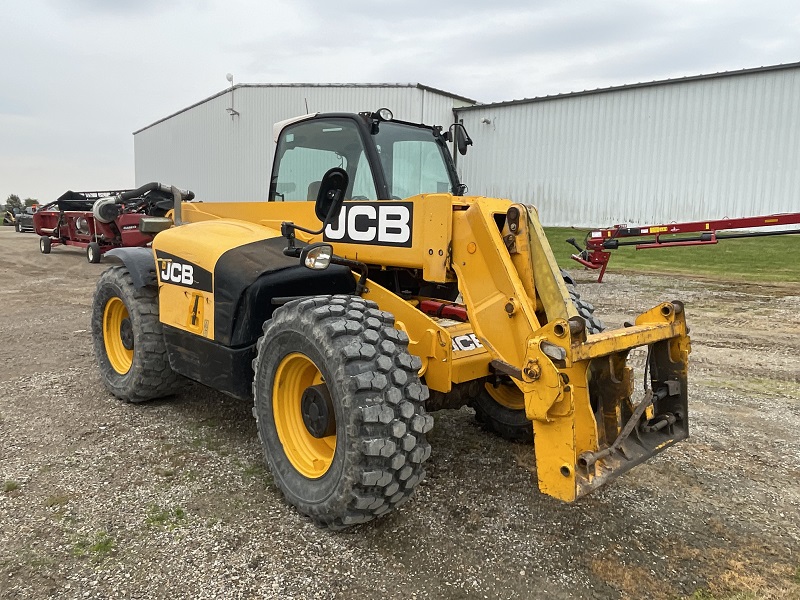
[568,212,800,282]
[419,299,468,322]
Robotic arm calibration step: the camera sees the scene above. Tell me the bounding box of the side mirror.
[453,124,473,156]
[315,167,349,223]
[281,167,349,258]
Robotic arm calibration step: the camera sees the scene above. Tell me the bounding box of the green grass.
[72,531,114,559]
[3,480,19,493]
[545,227,800,283]
[145,504,187,528]
[239,461,273,485]
[43,494,70,508]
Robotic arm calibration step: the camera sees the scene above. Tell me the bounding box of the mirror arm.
[281,222,301,257]
[281,190,343,256]
[330,256,369,295]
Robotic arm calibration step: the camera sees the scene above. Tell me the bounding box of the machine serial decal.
[324,202,413,247]
[154,251,212,292]
[452,333,483,352]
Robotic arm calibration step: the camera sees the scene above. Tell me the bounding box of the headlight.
[302,244,333,270]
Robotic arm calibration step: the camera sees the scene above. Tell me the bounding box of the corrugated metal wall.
[134,85,467,202]
[455,68,800,227]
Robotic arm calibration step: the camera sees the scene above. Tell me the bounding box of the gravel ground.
[1,225,799,599]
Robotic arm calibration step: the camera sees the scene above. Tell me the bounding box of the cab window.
[270,118,377,202]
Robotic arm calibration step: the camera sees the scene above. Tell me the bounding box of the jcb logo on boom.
[324,202,413,247]
[452,333,483,353]
[159,260,194,285]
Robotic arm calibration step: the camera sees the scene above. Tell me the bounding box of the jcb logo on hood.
[324,202,413,247]
[155,251,212,292]
[160,261,194,285]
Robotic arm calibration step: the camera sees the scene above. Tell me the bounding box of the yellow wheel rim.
[273,353,335,479]
[484,381,525,411]
[103,297,134,375]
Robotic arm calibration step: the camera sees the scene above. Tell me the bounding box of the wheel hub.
[120,318,134,350]
[301,384,336,438]
[102,297,133,375]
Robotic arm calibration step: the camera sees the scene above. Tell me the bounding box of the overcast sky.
[2,0,799,204]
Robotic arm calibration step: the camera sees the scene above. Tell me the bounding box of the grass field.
[545,226,800,283]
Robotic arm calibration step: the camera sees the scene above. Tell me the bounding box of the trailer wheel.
[39,236,51,254]
[92,266,185,403]
[253,295,432,529]
[472,289,604,443]
[87,242,102,264]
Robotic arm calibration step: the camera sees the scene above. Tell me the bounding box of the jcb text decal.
[155,251,212,292]
[324,202,413,247]
[452,333,484,353]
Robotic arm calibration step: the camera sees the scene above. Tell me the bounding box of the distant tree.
[24,198,38,207]
[5,194,22,212]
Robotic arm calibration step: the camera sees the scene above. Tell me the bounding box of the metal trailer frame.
[568,212,800,282]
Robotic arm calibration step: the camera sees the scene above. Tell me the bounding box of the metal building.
[134,84,475,202]
[134,65,800,227]
[454,63,800,227]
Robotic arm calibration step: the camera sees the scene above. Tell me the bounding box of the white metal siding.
[456,68,800,227]
[134,85,466,202]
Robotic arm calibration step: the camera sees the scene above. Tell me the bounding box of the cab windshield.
[372,121,455,199]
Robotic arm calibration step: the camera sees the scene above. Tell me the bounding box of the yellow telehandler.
[92,109,690,529]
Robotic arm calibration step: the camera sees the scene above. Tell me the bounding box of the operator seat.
[307,181,321,201]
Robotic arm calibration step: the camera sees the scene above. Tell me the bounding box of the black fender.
[105,247,157,288]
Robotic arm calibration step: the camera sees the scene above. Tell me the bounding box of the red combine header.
[33,183,193,263]
[568,212,800,282]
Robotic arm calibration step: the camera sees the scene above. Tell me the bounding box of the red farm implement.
[33,183,193,263]
[568,212,800,282]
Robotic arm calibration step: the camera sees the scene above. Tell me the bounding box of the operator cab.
[269,109,469,203]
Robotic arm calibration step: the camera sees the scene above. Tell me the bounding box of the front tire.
[568,288,604,334]
[253,295,433,529]
[472,288,604,443]
[39,236,51,254]
[15,221,22,233]
[473,379,533,443]
[91,266,185,403]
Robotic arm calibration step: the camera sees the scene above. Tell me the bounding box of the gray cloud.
[45,0,180,17]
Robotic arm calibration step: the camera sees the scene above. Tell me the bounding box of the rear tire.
[39,236,51,254]
[87,242,102,264]
[92,266,185,403]
[472,287,604,443]
[252,295,433,529]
